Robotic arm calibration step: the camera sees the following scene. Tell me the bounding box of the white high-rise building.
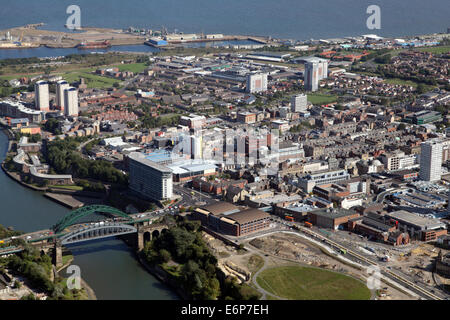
[191,135,203,159]
[419,140,443,182]
[304,61,319,92]
[291,94,308,112]
[303,57,328,92]
[64,87,79,117]
[128,152,173,201]
[56,80,70,110]
[34,81,49,111]
[246,73,268,93]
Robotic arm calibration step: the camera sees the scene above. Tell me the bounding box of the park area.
[256,265,371,300]
[307,92,338,105]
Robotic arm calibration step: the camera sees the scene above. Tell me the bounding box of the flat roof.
[312,208,358,219]
[384,210,446,229]
[128,152,173,174]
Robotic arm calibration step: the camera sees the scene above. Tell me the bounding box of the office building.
[56,80,70,110]
[34,81,49,112]
[419,140,443,182]
[299,169,351,193]
[246,73,268,93]
[64,87,79,117]
[291,94,308,112]
[192,202,271,237]
[128,152,173,201]
[380,151,418,171]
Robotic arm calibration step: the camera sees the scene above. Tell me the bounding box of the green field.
[114,63,148,73]
[384,78,421,88]
[62,71,121,88]
[307,93,338,105]
[257,266,371,300]
[51,185,84,191]
[417,45,450,54]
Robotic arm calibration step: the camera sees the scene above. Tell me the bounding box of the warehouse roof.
[311,208,358,219]
[200,202,239,216]
[228,208,270,225]
[384,210,446,230]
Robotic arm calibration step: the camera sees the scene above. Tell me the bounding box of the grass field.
[307,93,338,105]
[257,266,371,300]
[51,185,83,191]
[114,63,148,73]
[62,71,121,88]
[417,45,450,54]
[384,78,421,88]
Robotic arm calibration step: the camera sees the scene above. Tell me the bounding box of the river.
[0,39,262,60]
[0,130,178,300]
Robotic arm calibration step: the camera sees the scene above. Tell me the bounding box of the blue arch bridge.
[0,205,170,267]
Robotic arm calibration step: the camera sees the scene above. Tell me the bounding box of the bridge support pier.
[53,241,63,268]
[137,231,144,251]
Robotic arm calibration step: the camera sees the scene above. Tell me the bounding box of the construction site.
[0,26,146,49]
[201,231,416,300]
[0,25,270,50]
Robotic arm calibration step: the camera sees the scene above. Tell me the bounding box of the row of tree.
[46,138,128,185]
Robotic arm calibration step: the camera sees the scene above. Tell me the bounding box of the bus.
[285,216,294,222]
[304,221,313,228]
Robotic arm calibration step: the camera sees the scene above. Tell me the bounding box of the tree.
[416,83,428,95]
[159,249,171,263]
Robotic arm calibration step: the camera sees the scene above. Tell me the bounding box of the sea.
[0,0,449,40]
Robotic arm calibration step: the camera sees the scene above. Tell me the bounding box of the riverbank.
[136,251,187,300]
[0,130,178,300]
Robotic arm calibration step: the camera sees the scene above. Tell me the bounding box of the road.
[173,184,217,207]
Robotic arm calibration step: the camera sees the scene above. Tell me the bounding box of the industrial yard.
[0,25,270,50]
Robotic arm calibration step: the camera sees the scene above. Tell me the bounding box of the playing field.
[307,93,338,105]
[257,266,371,300]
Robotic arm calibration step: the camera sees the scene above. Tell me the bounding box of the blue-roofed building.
[9,117,30,129]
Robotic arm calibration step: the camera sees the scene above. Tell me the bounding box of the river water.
[0,130,178,300]
[0,39,261,60]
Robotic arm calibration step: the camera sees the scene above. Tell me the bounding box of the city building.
[380,151,418,171]
[34,80,49,112]
[192,202,271,237]
[307,208,360,230]
[298,169,351,193]
[0,100,43,123]
[384,210,447,241]
[64,87,79,117]
[179,114,206,129]
[55,80,70,110]
[291,93,308,112]
[246,73,268,93]
[419,139,443,182]
[303,57,328,92]
[405,110,442,125]
[128,152,173,201]
[237,111,257,124]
